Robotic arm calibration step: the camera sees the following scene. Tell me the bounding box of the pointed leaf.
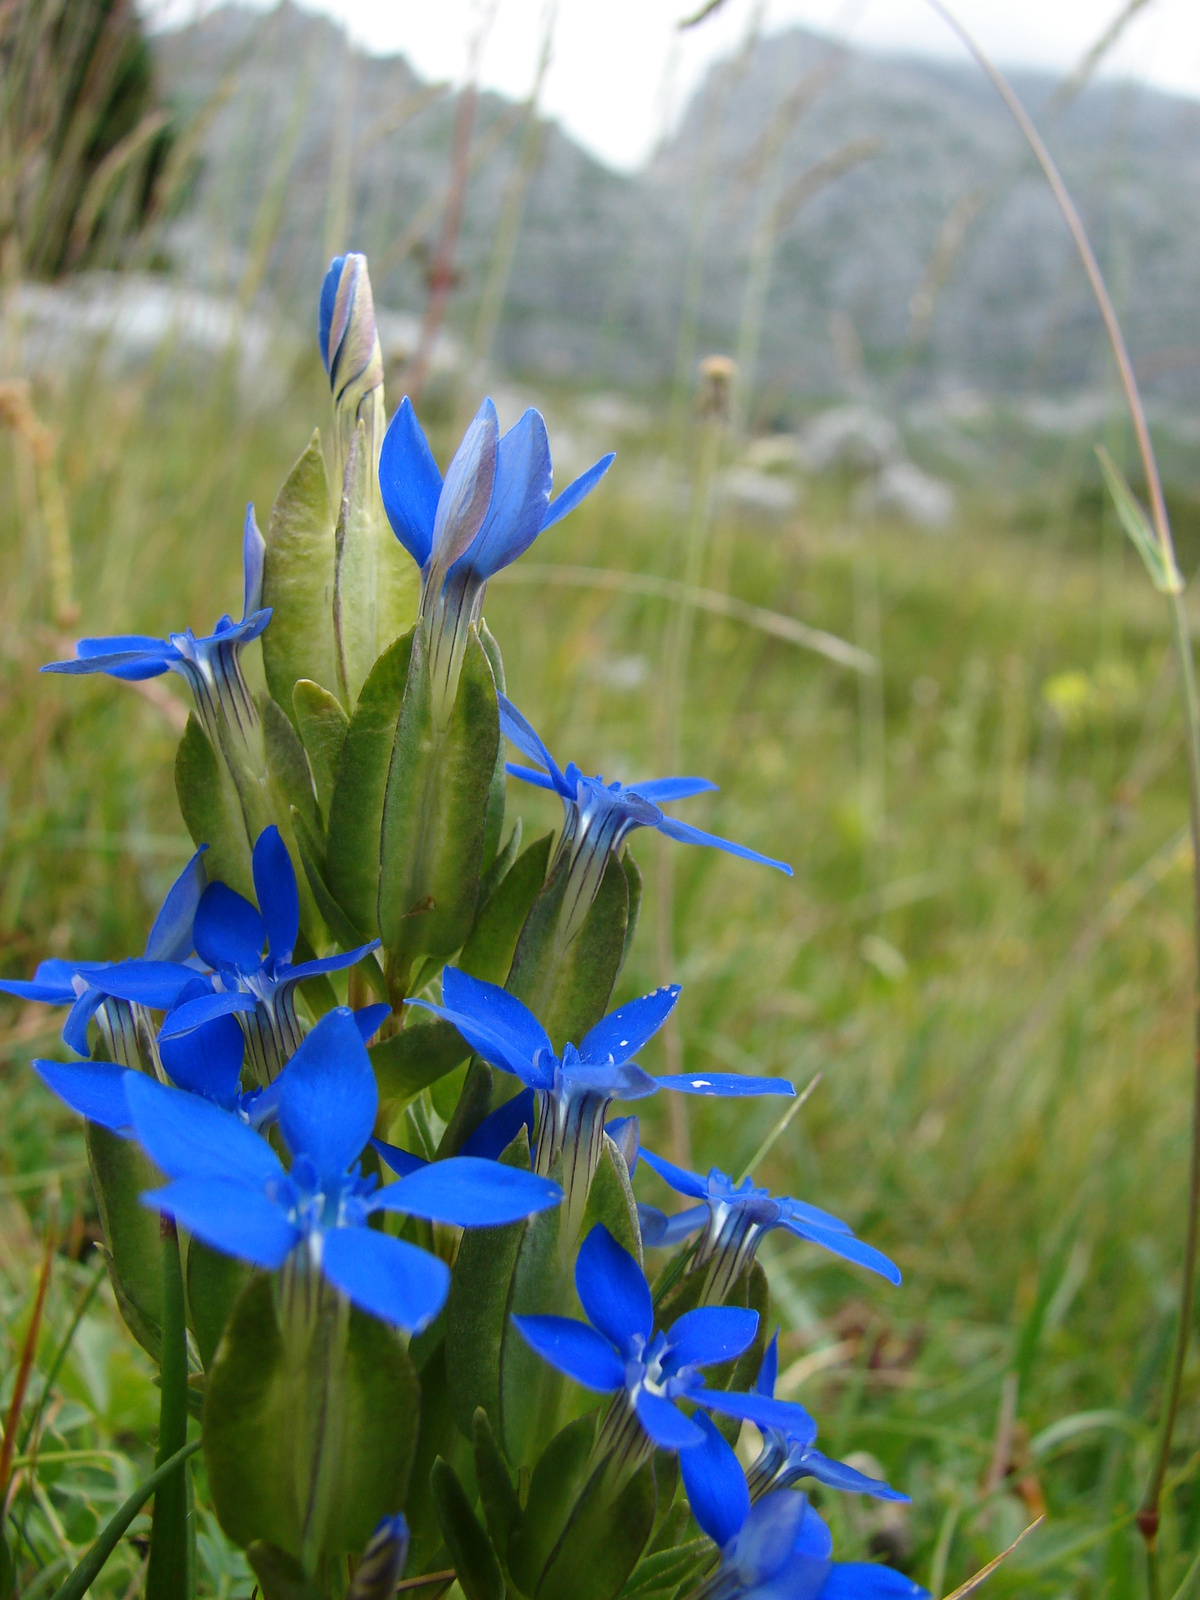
[473,1408,521,1567]
[619,849,642,975]
[459,832,553,988]
[536,1458,656,1600]
[370,1018,471,1110]
[377,626,499,978]
[293,679,350,824]
[326,629,415,940]
[87,1122,163,1360]
[507,1416,597,1598]
[175,713,255,903]
[262,431,339,722]
[186,1239,252,1370]
[431,1458,505,1600]
[435,1059,493,1159]
[245,1543,323,1600]
[582,1135,643,1267]
[403,1343,457,1578]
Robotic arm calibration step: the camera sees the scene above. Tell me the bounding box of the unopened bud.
[319,253,386,498]
[348,1513,410,1599]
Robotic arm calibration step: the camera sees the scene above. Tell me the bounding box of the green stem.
[145,1216,193,1600]
[46,1439,200,1600]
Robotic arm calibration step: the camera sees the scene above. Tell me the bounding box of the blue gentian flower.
[122,1007,562,1332]
[744,1335,907,1503]
[378,397,612,714]
[409,968,790,1231]
[680,1414,927,1600]
[3,846,207,1060]
[636,1146,900,1301]
[43,508,270,761]
[513,1224,816,1469]
[498,696,792,947]
[158,826,380,1084]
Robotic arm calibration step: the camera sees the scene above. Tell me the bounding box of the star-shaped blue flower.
[636,1146,900,1300]
[43,508,270,759]
[158,826,381,1084]
[498,696,792,946]
[514,1224,815,1460]
[744,1334,907,1503]
[409,968,790,1228]
[378,397,612,710]
[121,1007,562,1333]
[680,1415,927,1600]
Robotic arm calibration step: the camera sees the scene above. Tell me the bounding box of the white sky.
[149,0,1200,170]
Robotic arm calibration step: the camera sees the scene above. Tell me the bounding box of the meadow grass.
[1,351,1199,1596]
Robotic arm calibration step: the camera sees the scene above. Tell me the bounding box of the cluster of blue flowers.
[2,251,924,1600]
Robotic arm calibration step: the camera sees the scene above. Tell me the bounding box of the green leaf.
[500,1202,570,1468]
[507,850,629,1052]
[370,1018,471,1110]
[431,1458,505,1600]
[333,422,420,710]
[436,1060,493,1158]
[1095,445,1183,594]
[262,430,339,723]
[261,693,319,840]
[293,679,350,824]
[203,1272,419,1565]
[535,1458,656,1600]
[186,1240,251,1370]
[459,833,552,987]
[245,1543,324,1600]
[619,849,642,974]
[48,1440,201,1600]
[445,1142,534,1441]
[290,805,372,960]
[146,1222,193,1600]
[473,1408,521,1568]
[478,620,507,873]
[86,1122,163,1360]
[377,627,499,984]
[404,1344,457,1577]
[618,1536,710,1600]
[507,1416,597,1597]
[174,713,254,901]
[582,1134,642,1266]
[478,818,523,907]
[326,629,415,940]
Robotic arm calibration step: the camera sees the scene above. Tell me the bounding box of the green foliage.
[174,712,255,901]
[430,1458,505,1600]
[85,1122,164,1360]
[263,433,339,719]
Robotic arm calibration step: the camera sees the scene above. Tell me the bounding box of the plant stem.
[926,0,1200,1570]
[145,1216,193,1600]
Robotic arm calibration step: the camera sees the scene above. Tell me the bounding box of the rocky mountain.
[148,3,1200,410]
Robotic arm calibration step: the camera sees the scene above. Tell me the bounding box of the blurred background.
[3,0,1200,1594]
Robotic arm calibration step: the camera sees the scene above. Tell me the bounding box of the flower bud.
[319,253,386,500]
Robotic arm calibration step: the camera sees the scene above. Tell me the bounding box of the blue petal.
[510,1315,624,1391]
[88,960,200,1009]
[159,1011,243,1106]
[786,1448,909,1503]
[406,1000,548,1086]
[429,399,499,575]
[252,827,299,963]
[575,1224,653,1355]
[243,504,266,617]
[758,1331,780,1398]
[319,256,345,373]
[497,696,568,794]
[144,848,207,963]
[728,1493,825,1585]
[638,1203,706,1249]
[33,1060,131,1131]
[322,1228,450,1333]
[780,1219,901,1286]
[439,968,552,1072]
[283,940,381,983]
[379,398,442,569]
[158,990,257,1040]
[123,1072,283,1185]
[194,883,265,973]
[634,1389,704,1450]
[777,1196,854,1235]
[654,816,793,877]
[453,408,551,579]
[679,1413,749,1548]
[354,1004,391,1044]
[143,1177,297,1269]
[605,1115,640,1173]
[579,985,680,1068]
[459,1087,535,1160]
[62,987,107,1055]
[504,763,560,792]
[630,777,717,804]
[665,1307,758,1373]
[0,975,76,1004]
[636,1147,709,1200]
[691,1386,820,1443]
[654,1072,794,1099]
[540,453,614,531]
[821,1565,929,1599]
[373,1156,561,1227]
[371,1138,427,1178]
[275,1008,377,1183]
[42,641,174,681]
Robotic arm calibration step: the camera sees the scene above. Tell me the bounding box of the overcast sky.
[148,0,1200,170]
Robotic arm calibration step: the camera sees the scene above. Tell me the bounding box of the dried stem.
[927,0,1200,1570]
